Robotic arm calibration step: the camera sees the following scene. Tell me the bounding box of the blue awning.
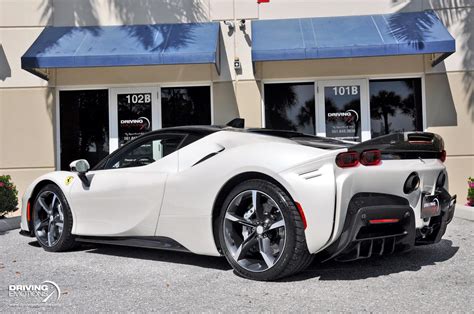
[22,22,220,79]
[252,11,455,66]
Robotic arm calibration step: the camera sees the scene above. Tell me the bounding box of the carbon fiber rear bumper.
[320,191,455,262]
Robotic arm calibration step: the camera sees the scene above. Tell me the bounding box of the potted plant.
[467,177,474,207]
[0,175,18,218]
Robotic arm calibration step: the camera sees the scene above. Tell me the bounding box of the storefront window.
[59,90,109,170]
[264,83,315,134]
[161,86,211,128]
[369,78,423,138]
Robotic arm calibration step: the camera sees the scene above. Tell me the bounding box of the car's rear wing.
[350,132,445,160]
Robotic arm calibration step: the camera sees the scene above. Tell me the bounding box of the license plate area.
[421,194,441,218]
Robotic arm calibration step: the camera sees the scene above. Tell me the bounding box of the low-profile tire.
[32,184,76,252]
[217,179,312,281]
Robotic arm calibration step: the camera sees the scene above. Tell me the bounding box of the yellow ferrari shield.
[65,176,74,186]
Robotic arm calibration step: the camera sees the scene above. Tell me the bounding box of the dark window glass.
[264,83,315,134]
[369,78,423,138]
[105,134,185,169]
[59,90,109,170]
[161,86,211,128]
[324,85,361,142]
[117,92,152,147]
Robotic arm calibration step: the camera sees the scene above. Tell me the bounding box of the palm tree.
[370,90,401,135]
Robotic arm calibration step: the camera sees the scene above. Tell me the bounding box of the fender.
[20,171,79,233]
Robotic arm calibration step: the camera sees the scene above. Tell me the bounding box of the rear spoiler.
[350,132,445,160]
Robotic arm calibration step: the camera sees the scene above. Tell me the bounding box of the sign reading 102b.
[125,93,151,104]
[332,86,359,96]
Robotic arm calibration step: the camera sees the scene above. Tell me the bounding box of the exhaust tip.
[404,172,420,194]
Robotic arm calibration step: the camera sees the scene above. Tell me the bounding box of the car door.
[68,133,186,237]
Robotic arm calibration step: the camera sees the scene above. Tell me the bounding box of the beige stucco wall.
[0,0,472,212]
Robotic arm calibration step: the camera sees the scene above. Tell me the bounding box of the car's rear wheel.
[32,184,76,252]
[218,179,313,281]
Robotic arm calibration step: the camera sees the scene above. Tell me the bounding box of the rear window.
[247,129,350,150]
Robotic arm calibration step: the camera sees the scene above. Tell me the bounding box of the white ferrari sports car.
[20,120,456,280]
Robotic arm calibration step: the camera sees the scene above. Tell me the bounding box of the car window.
[105,134,185,169]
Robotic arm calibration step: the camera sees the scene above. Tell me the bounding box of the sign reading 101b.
[332,86,359,96]
[117,93,152,146]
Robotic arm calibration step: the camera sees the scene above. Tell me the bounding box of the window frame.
[261,74,425,141]
[55,82,213,171]
[100,132,188,170]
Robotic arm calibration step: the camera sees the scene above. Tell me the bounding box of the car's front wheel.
[32,184,76,252]
[218,179,313,281]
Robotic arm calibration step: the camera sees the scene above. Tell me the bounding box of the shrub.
[0,175,18,217]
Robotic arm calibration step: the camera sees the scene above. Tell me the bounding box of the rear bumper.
[320,191,456,262]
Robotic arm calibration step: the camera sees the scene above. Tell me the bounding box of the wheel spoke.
[252,190,264,220]
[51,194,57,213]
[35,218,49,232]
[55,222,64,233]
[258,237,276,268]
[38,197,52,215]
[266,219,285,232]
[235,231,258,261]
[47,223,54,246]
[225,212,256,228]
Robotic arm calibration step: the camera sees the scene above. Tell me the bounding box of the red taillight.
[27,201,31,222]
[360,149,381,166]
[295,202,307,229]
[440,150,446,162]
[369,218,400,224]
[336,151,359,168]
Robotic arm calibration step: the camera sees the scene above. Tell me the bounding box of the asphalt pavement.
[0,218,472,312]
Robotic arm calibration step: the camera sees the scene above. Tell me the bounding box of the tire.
[32,184,76,252]
[217,179,312,281]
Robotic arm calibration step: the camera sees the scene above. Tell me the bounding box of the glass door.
[110,87,160,152]
[317,80,369,142]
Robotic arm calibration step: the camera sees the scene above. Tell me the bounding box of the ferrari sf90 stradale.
[20,120,456,280]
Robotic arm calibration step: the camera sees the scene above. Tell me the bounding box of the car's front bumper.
[319,190,456,262]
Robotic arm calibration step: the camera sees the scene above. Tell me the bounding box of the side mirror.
[69,159,90,187]
[70,159,90,174]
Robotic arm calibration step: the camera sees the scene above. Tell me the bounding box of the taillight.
[360,149,381,166]
[336,151,359,168]
[369,218,400,224]
[440,150,446,162]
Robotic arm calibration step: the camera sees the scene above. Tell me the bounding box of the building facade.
[0,0,473,208]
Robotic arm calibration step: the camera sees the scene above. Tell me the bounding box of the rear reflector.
[369,218,400,224]
[336,151,359,168]
[440,150,446,162]
[360,149,381,166]
[27,201,31,222]
[295,202,307,229]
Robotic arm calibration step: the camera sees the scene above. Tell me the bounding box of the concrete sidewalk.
[0,216,21,233]
[455,204,474,221]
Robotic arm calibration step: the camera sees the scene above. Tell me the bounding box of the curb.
[454,204,474,221]
[0,216,21,233]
